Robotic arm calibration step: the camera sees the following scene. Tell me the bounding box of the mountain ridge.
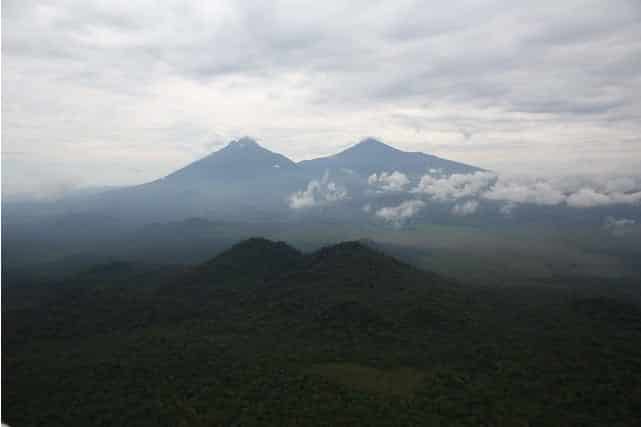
[162,136,483,186]
[5,137,487,224]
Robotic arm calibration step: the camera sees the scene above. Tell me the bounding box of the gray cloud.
[3,0,641,196]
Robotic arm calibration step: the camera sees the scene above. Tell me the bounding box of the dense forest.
[3,238,641,426]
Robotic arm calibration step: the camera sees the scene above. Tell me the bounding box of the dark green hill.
[196,237,304,284]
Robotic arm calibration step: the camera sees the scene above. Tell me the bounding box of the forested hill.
[3,238,641,426]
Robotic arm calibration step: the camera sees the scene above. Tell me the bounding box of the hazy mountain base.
[4,217,639,292]
[3,136,639,289]
[3,239,641,426]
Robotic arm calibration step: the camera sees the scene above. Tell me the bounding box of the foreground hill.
[3,238,641,426]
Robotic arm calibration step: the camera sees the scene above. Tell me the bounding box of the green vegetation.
[305,363,425,397]
[3,238,641,426]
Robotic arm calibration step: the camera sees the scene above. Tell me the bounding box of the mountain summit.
[164,137,299,183]
[298,137,481,177]
[342,138,403,154]
[225,136,261,149]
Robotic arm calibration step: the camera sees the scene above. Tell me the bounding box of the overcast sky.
[3,0,641,197]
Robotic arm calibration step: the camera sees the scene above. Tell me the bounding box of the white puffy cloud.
[407,172,641,212]
[481,174,641,209]
[375,199,426,227]
[481,175,641,208]
[413,171,496,201]
[451,200,479,216]
[288,172,347,209]
[368,171,410,192]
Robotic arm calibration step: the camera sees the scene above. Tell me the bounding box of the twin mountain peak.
[164,137,480,184]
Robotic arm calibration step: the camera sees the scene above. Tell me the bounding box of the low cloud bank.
[359,170,641,224]
[486,175,641,208]
[483,179,565,205]
[375,200,426,227]
[288,173,348,209]
[383,170,641,210]
[566,188,641,208]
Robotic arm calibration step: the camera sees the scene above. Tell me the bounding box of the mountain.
[75,137,311,222]
[145,136,308,209]
[160,136,482,189]
[298,138,482,178]
[3,136,486,225]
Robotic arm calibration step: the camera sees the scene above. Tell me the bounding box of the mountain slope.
[298,138,482,178]
[77,138,310,222]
